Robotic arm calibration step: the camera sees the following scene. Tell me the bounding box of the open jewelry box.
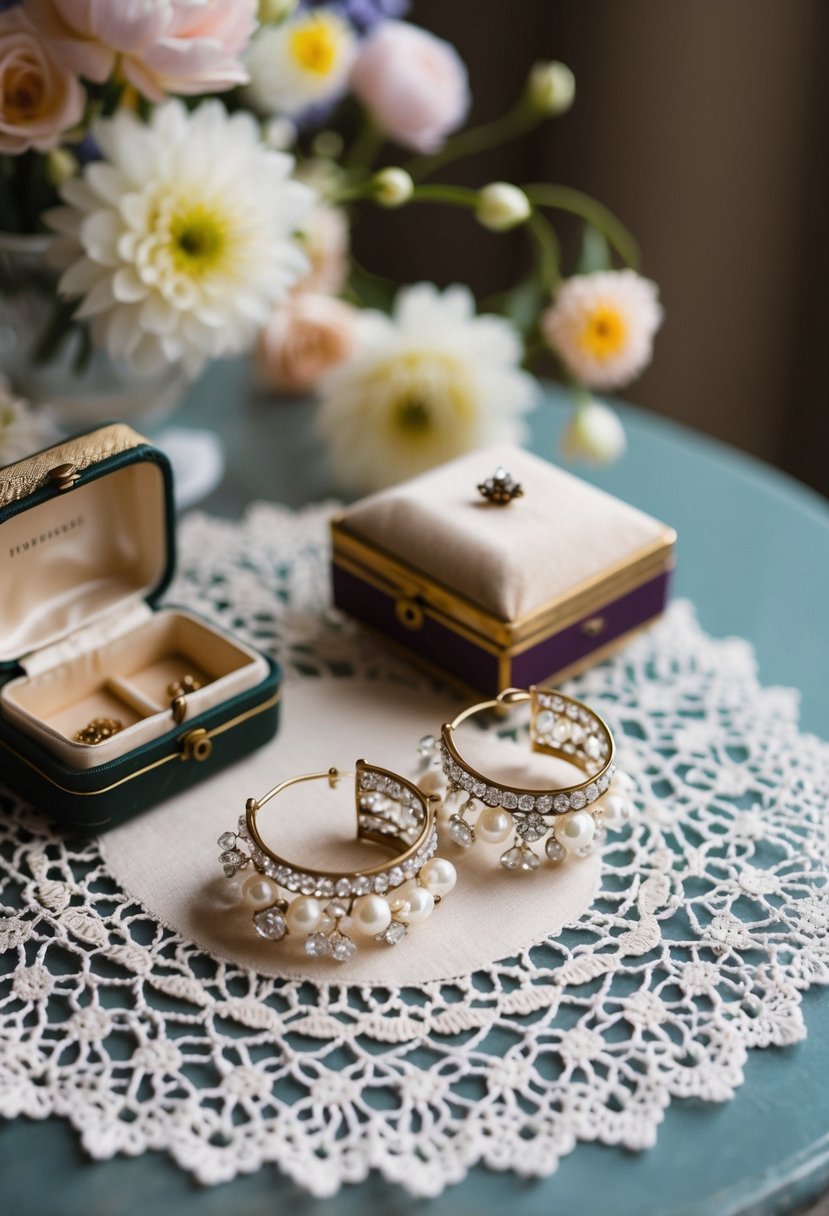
[0,424,280,831]
[332,444,676,694]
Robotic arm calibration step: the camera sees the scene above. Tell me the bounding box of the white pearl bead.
[351,894,392,937]
[558,811,595,853]
[535,709,555,734]
[418,769,445,795]
[612,770,635,795]
[419,856,457,897]
[285,895,323,934]
[392,881,435,924]
[601,794,629,828]
[240,873,280,909]
[476,806,514,844]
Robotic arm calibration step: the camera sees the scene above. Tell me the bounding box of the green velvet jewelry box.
[0,423,281,832]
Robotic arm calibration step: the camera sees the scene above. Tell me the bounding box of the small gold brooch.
[477,467,524,506]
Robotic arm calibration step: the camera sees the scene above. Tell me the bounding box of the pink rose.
[257,294,358,394]
[0,7,83,154]
[350,21,470,153]
[24,0,256,103]
[297,204,350,297]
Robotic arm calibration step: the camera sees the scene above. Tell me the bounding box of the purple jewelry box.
[331,445,676,695]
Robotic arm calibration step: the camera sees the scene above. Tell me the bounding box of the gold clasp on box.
[180,728,212,762]
[395,596,424,631]
[47,463,81,492]
[580,616,606,638]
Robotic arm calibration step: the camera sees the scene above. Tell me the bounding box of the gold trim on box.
[0,423,147,509]
[0,690,281,797]
[331,517,675,652]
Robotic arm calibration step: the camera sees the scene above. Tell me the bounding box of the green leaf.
[576,224,612,274]
[487,273,544,333]
[344,260,397,312]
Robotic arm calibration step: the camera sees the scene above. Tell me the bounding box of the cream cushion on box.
[341,444,671,621]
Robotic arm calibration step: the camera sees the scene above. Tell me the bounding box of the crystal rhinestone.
[500,846,524,870]
[585,783,599,803]
[373,874,389,894]
[585,735,601,759]
[518,794,535,812]
[329,932,357,962]
[319,879,335,899]
[335,878,352,898]
[566,703,580,720]
[449,762,461,781]
[388,866,404,887]
[418,734,437,756]
[519,848,540,871]
[388,782,402,801]
[353,876,371,896]
[563,742,575,754]
[597,773,610,793]
[402,858,417,876]
[570,790,587,810]
[360,772,376,790]
[219,849,243,866]
[380,920,408,946]
[502,791,518,810]
[326,901,349,920]
[578,707,590,724]
[473,780,487,799]
[237,814,247,831]
[538,693,553,709]
[553,794,570,813]
[545,837,566,863]
[447,815,474,848]
[300,876,316,895]
[569,723,585,745]
[536,794,553,813]
[304,933,330,958]
[253,908,287,941]
[223,864,238,878]
[460,772,474,792]
[515,812,547,842]
[535,709,555,735]
[553,718,571,742]
[484,787,501,806]
[551,696,564,712]
[217,831,236,850]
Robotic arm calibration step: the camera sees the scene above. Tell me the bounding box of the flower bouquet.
[0,0,662,489]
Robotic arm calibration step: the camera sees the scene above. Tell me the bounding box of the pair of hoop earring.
[216,687,636,964]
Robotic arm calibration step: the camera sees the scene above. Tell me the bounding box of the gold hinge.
[47,463,82,492]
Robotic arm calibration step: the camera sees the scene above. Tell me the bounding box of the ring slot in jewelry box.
[0,423,281,830]
[331,444,676,694]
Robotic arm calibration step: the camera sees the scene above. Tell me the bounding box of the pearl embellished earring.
[424,686,635,873]
[216,760,455,963]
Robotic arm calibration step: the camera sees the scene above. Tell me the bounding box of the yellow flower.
[244,11,356,117]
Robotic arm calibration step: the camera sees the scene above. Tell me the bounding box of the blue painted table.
[3,363,828,1216]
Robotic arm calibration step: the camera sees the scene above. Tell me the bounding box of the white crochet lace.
[1,502,827,1197]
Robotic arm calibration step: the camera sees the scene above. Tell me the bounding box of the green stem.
[526,211,561,290]
[344,119,384,171]
[524,183,640,269]
[405,101,540,181]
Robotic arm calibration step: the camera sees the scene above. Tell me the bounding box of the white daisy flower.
[45,100,314,378]
[315,282,536,493]
[0,377,58,467]
[541,270,663,390]
[244,10,356,118]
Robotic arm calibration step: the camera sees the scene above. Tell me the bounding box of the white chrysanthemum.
[244,11,356,117]
[45,100,314,378]
[0,377,58,466]
[541,270,663,390]
[316,283,536,493]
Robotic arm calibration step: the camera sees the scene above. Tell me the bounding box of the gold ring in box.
[215,761,456,962]
[438,687,636,871]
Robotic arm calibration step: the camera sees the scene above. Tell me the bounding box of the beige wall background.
[356,0,829,496]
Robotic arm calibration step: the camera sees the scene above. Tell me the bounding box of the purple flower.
[302,0,408,34]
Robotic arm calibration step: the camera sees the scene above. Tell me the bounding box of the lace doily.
[1,502,828,1198]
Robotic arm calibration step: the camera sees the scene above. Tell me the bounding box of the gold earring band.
[438,687,636,871]
[167,674,203,724]
[216,761,457,962]
[74,717,124,745]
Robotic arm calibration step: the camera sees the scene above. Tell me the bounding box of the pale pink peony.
[257,293,358,393]
[350,21,470,153]
[0,7,83,153]
[24,0,257,103]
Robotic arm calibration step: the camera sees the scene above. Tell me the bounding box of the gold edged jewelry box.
[331,444,676,694]
[0,423,280,831]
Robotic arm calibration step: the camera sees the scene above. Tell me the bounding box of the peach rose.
[350,21,470,153]
[24,0,256,103]
[257,294,358,393]
[0,8,83,154]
